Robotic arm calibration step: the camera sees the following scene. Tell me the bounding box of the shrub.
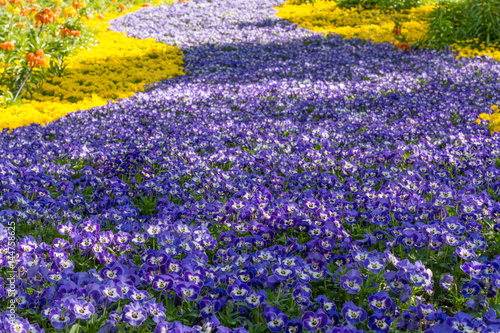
[425,0,500,50]
[285,0,422,9]
[285,0,315,5]
[335,0,423,11]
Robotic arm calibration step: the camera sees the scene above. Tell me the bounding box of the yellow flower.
[491,125,500,134]
[278,0,500,63]
[276,1,434,45]
[479,113,491,120]
[476,107,500,134]
[63,6,77,17]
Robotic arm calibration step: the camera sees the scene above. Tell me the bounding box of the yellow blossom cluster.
[276,0,435,45]
[452,40,500,62]
[1,4,184,130]
[478,105,500,134]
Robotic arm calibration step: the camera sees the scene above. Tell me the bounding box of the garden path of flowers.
[3,0,500,332]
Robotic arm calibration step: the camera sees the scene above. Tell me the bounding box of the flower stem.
[38,22,44,38]
[426,239,431,260]
[12,65,35,103]
[13,21,44,103]
[103,298,108,317]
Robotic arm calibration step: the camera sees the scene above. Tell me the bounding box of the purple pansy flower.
[341,302,367,324]
[49,308,75,329]
[227,282,251,301]
[175,282,200,301]
[445,312,475,333]
[123,302,148,327]
[368,313,392,333]
[264,307,289,332]
[244,290,267,309]
[367,291,392,313]
[302,309,329,332]
[72,301,95,320]
[340,270,363,294]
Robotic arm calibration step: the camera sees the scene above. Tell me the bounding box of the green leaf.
[69,324,81,333]
[226,300,234,315]
[26,308,38,316]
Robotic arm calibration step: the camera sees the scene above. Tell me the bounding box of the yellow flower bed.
[1,5,184,130]
[276,1,435,45]
[478,105,500,133]
[452,40,500,62]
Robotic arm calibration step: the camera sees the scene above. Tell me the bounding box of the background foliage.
[335,0,422,11]
[284,0,500,52]
[426,0,500,50]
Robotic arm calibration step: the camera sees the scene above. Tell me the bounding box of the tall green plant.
[426,0,500,49]
[466,0,500,46]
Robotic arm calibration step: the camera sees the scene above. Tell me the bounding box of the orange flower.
[0,41,15,51]
[60,27,70,37]
[26,49,46,67]
[392,26,401,37]
[71,1,83,9]
[61,26,80,37]
[97,13,105,19]
[118,3,126,10]
[15,22,26,28]
[9,0,22,5]
[34,49,45,63]
[26,0,36,3]
[26,53,34,65]
[35,7,56,25]
[396,42,411,51]
[20,6,29,16]
[0,0,7,6]
[141,2,150,6]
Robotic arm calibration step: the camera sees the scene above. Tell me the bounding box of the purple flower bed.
[2,0,500,332]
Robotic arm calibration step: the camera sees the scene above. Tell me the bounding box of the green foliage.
[286,0,316,5]
[425,0,500,49]
[334,0,423,11]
